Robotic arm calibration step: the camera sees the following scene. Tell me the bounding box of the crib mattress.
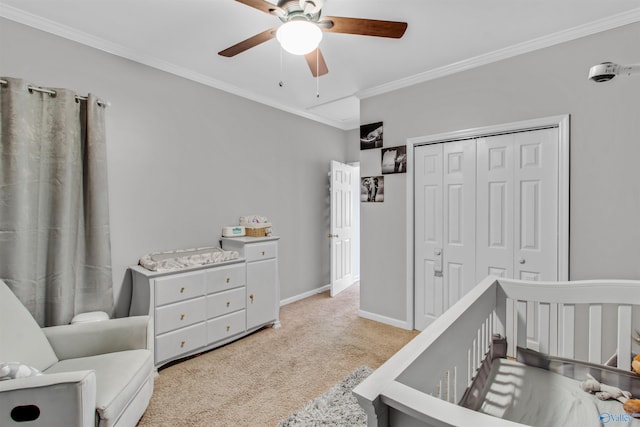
[478,358,640,427]
[138,246,239,272]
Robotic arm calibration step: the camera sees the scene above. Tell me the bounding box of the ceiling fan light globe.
[276,21,322,55]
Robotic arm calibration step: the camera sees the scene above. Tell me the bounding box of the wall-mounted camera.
[588,62,640,82]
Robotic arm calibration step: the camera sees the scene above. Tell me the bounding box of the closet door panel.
[476,134,515,283]
[414,140,476,330]
[513,128,558,281]
[414,144,444,330]
[443,140,476,308]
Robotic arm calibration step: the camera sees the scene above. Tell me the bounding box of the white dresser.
[129,239,280,368]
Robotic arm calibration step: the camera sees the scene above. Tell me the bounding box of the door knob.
[519,258,526,264]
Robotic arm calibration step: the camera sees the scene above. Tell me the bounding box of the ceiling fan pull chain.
[279,47,284,88]
[316,48,320,98]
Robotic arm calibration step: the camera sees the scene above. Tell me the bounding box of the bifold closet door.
[475,128,559,282]
[414,140,476,330]
[476,128,559,350]
[414,127,560,331]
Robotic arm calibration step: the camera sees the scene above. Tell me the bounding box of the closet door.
[414,140,476,330]
[414,144,443,331]
[476,128,558,282]
[476,128,559,350]
[475,134,515,280]
[513,128,558,281]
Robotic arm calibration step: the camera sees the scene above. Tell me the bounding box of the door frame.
[405,115,570,330]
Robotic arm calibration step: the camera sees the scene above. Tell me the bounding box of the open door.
[329,160,355,296]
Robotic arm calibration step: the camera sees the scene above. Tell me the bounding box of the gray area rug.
[277,366,373,427]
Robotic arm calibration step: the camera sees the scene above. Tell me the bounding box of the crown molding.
[357,8,640,100]
[0,4,351,130]
[3,3,638,130]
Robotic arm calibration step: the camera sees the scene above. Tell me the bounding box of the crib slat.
[476,327,481,367]
[560,304,575,358]
[549,303,558,356]
[538,303,550,354]
[506,299,515,358]
[467,347,472,384]
[517,300,527,350]
[617,305,632,370]
[452,366,457,403]
[588,304,602,364]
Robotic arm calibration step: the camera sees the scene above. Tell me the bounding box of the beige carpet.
[137,283,419,427]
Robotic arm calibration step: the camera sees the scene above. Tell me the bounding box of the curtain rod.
[0,79,110,107]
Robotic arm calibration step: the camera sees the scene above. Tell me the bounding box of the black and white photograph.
[360,121,383,150]
[360,176,384,202]
[381,145,407,174]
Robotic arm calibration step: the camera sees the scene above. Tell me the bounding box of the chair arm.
[0,370,96,427]
[43,316,151,360]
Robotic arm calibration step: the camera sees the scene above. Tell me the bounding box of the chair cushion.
[44,349,153,423]
[0,280,58,371]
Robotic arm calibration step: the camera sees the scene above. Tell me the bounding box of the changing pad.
[139,246,239,272]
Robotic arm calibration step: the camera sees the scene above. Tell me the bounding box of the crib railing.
[497,278,639,369]
[354,276,640,427]
[355,275,505,426]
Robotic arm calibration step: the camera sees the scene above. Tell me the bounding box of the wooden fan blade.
[305,48,329,77]
[319,16,407,38]
[234,0,278,15]
[218,28,276,57]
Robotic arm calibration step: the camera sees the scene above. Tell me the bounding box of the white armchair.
[0,280,155,427]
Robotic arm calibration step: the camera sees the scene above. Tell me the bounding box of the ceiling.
[1,1,639,130]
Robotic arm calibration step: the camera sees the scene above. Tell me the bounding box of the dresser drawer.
[155,297,206,335]
[155,322,206,364]
[207,310,246,344]
[245,242,277,262]
[206,263,245,293]
[207,287,246,318]
[155,271,205,306]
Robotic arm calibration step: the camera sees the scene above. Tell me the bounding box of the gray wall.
[0,18,348,316]
[357,22,640,326]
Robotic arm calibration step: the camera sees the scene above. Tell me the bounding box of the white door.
[414,127,560,331]
[414,140,476,330]
[329,161,355,296]
[476,128,559,349]
[476,128,558,282]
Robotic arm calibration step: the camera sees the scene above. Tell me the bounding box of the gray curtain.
[0,77,114,327]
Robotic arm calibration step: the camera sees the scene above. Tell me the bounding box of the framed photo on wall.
[381,145,407,174]
[360,122,383,150]
[361,176,384,202]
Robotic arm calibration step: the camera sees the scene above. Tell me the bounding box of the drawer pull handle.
[226,325,230,332]
[226,277,230,283]
[226,301,230,307]
[180,287,185,293]
[261,251,265,256]
[180,313,185,320]
[180,340,186,348]
[249,293,254,303]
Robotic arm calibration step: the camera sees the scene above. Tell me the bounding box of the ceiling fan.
[218,0,408,77]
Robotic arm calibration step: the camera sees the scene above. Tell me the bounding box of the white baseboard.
[358,309,413,330]
[280,284,330,306]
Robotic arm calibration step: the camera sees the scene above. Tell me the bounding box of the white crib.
[353,276,640,426]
